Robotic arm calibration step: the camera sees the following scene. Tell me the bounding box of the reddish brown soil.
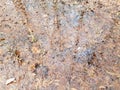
[0,0,120,90]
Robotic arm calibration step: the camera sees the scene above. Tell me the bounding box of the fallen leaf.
[0,38,5,42]
[31,47,40,54]
[15,50,20,57]
[99,86,106,89]
[6,78,16,85]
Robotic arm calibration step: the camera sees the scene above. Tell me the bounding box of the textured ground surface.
[0,0,120,90]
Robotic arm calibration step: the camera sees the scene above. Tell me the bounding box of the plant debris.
[6,78,16,85]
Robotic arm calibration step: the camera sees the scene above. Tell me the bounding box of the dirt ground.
[0,0,120,90]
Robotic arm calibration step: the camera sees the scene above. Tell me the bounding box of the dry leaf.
[6,78,16,85]
[99,86,106,89]
[15,50,20,57]
[31,47,40,54]
[0,38,5,42]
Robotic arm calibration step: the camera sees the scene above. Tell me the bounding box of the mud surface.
[0,0,120,90]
